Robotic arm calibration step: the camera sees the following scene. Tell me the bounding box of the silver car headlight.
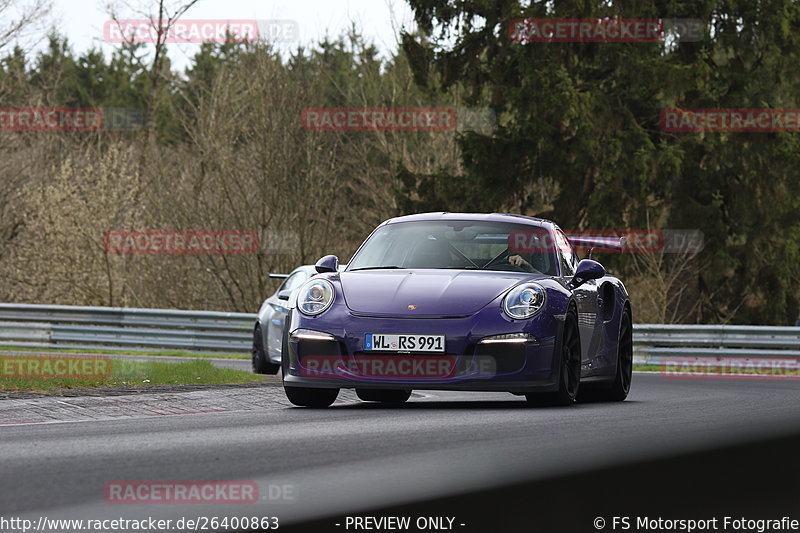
[297,279,335,316]
[503,283,546,319]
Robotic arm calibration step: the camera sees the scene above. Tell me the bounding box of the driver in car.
[508,254,533,270]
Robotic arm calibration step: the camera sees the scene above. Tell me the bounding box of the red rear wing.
[566,234,626,251]
[508,230,626,253]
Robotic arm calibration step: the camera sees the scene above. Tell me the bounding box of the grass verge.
[0,357,265,392]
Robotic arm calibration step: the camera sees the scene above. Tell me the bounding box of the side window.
[555,230,577,277]
[279,271,306,293]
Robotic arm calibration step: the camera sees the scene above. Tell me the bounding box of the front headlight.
[503,283,546,319]
[297,279,335,316]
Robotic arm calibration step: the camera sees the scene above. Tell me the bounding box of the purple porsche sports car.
[281,212,632,407]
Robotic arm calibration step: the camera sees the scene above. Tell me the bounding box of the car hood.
[340,270,540,317]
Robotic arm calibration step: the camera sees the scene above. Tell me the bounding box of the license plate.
[365,334,445,353]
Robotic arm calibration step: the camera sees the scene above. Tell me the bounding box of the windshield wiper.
[349,266,405,271]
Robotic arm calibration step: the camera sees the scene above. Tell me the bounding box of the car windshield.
[347,220,559,275]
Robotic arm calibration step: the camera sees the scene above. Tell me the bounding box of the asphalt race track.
[2,372,800,532]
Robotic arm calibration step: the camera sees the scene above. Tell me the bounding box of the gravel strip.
[0,381,362,425]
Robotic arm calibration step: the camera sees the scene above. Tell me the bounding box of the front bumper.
[282,304,562,394]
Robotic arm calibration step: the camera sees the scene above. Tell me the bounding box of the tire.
[252,325,280,375]
[280,312,338,408]
[598,307,633,401]
[284,386,339,408]
[356,389,412,403]
[527,307,581,406]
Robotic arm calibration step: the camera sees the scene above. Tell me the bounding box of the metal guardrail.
[0,304,797,359]
[0,303,256,354]
[633,324,800,364]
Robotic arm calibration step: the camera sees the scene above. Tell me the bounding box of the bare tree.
[627,246,705,324]
[0,29,469,312]
[0,0,52,53]
[4,145,146,306]
[106,0,200,140]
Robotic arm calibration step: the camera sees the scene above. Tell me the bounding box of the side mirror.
[315,255,339,274]
[569,259,605,289]
[277,290,291,301]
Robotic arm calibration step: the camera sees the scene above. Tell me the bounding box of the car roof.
[381,212,555,229]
